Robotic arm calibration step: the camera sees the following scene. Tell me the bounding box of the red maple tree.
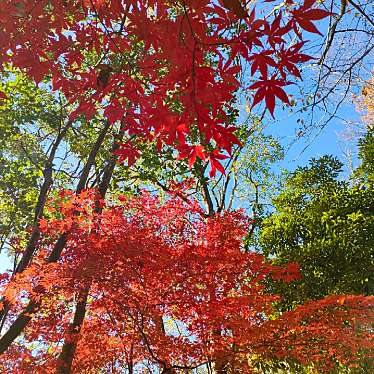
[0,191,373,372]
[0,0,373,373]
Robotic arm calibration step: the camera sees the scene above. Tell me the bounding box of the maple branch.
[227,171,238,212]
[135,311,168,367]
[16,120,73,273]
[218,148,241,213]
[106,296,204,371]
[335,28,374,34]
[244,170,260,248]
[116,4,130,36]
[152,179,191,205]
[135,312,205,372]
[308,43,374,129]
[89,1,154,88]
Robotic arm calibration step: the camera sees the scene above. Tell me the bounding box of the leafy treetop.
[256,152,374,311]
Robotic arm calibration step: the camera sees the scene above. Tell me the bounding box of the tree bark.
[56,126,123,372]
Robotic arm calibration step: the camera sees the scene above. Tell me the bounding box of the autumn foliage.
[0,0,331,173]
[0,0,373,372]
[358,74,374,127]
[0,190,372,372]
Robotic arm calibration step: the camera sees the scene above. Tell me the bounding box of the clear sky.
[268,103,364,174]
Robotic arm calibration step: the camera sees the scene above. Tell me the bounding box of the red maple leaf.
[291,0,331,35]
[249,78,291,116]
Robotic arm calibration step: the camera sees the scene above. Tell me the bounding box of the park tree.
[355,129,374,187]
[0,0,373,373]
[255,72,374,314]
[0,190,373,373]
[256,152,374,308]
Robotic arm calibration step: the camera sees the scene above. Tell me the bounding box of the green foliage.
[355,129,374,187]
[236,124,284,212]
[0,70,58,254]
[256,152,374,309]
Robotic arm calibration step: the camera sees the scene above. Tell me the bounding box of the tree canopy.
[257,150,374,308]
[0,1,373,373]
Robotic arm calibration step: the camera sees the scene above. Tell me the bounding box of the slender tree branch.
[0,120,73,330]
[0,121,112,355]
[318,0,347,65]
[347,0,374,28]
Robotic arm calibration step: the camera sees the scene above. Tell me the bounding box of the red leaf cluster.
[0,0,330,172]
[1,191,372,372]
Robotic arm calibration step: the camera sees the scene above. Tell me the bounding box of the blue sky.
[270,103,364,173]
